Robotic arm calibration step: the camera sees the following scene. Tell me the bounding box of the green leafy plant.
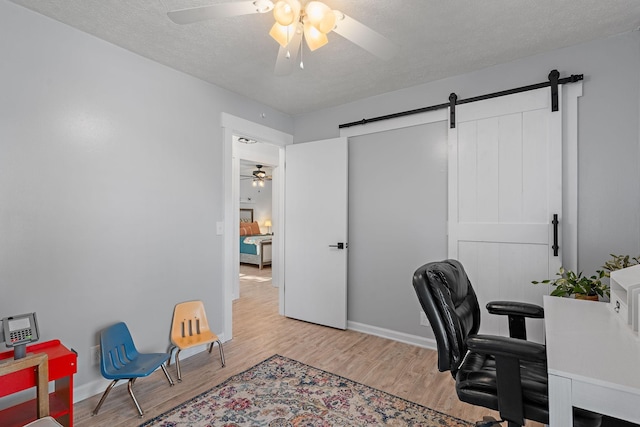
[601,254,640,277]
[532,266,609,298]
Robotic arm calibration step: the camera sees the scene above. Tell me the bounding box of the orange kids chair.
[168,300,225,381]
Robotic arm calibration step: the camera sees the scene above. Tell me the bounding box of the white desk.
[544,295,640,426]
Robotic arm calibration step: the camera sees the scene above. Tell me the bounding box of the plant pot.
[575,294,599,301]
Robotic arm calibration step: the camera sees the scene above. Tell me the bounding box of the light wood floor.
[73,265,542,426]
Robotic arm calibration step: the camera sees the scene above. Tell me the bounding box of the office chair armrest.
[467,334,547,363]
[486,301,544,340]
[467,334,548,426]
[486,301,544,318]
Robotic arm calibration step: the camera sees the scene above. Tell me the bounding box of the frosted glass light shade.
[269,22,295,47]
[305,1,336,33]
[303,21,328,51]
[273,0,300,26]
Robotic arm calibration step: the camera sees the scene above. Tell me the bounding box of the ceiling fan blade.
[168,1,272,25]
[331,11,396,61]
[274,24,303,76]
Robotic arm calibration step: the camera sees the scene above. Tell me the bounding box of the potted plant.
[601,254,640,277]
[532,266,609,300]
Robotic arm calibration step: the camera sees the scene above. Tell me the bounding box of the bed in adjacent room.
[239,208,272,269]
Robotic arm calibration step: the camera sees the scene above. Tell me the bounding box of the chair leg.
[175,349,183,382]
[216,340,226,367]
[127,378,144,417]
[167,345,176,366]
[160,363,175,386]
[92,379,119,416]
[208,340,226,367]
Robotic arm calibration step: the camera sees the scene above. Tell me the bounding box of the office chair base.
[475,416,503,426]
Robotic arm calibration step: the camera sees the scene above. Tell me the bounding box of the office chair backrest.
[170,300,211,342]
[99,322,140,377]
[413,259,480,374]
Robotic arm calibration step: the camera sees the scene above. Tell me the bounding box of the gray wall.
[295,31,640,336]
[0,0,291,391]
[348,123,448,336]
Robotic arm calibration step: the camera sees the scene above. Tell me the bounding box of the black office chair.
[412,259,602,427]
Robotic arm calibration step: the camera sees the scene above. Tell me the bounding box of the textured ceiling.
[9,0,640,115]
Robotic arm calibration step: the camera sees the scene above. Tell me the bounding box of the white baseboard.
[73,377,113,404]
[347,321,437,350]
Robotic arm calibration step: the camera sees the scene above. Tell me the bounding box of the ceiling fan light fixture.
[273,0,300,26]
[253,165,267,179]
[305,1,335,34]
[167,2,397,75]
[303,20,328,51]
[269,22,295,47]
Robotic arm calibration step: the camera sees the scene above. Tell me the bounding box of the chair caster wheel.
[475,416,502,426]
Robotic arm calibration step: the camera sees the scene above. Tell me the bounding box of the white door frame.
[221,113,293,341]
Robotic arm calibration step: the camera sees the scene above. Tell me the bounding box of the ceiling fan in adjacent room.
[167,0,396,75]
[241,165,272,187]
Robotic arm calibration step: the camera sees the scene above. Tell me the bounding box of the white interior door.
[449,87,561,343]
[284,137,348,329]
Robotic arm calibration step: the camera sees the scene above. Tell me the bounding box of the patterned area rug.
[140,354,471,426]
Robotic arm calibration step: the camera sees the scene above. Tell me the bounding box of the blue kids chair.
[92,322,174,417]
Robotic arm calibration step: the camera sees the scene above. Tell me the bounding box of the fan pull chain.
[299,37,304,69]
[286,24,291,59]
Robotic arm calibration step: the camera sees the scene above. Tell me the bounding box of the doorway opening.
[238,159,274,297]
[221,112,292,342]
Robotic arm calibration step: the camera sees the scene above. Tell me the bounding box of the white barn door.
[448,88,561,343]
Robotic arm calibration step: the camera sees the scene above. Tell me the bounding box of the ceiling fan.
[241,165,272,187]
[167,0,396,75]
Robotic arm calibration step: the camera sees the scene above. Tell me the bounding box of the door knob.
[328,242,345,249]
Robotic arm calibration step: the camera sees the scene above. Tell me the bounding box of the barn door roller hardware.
[340,69,584,129]
[549,69,560,112]
[449,93,457,129]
